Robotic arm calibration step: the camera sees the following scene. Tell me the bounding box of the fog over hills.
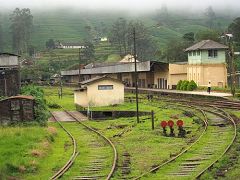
[1,0,240,14]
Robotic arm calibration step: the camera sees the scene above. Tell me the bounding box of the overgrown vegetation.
[0,123,72,179]
[200,112,240,179]
[21,85,49,125]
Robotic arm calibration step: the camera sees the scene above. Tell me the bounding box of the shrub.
[176,80,182,90]
[21,85,49,125]
[47,102,61,109]
[187,80,198,91]
[180,80,189,90]
[180,80,186,90]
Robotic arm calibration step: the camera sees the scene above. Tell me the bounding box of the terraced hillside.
[0,9,234,52]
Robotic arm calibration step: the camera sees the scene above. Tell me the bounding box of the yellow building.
[168,63,188,89]
[74,76,124,107]
[185,40,228,87]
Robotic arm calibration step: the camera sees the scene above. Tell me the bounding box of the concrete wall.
[74,90,88,107]
[154,71,169,89]
[0,55,18,67]
[188,50,226,64]
[74,79,124,107]
[187,64,227,87]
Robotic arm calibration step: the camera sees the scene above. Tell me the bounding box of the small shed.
[74,76,124,107]
[0,96,35,124]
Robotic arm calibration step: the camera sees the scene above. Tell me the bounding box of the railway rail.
[49,110,117,180]
[50,113,78,180]
[134,96,236,179]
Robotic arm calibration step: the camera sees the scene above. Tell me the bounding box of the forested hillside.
[0,8,235,51]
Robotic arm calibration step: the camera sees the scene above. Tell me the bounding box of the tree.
[46,39,55,49]
[0,23,3,51]
[195,30,220,42]
[27,45,35,56]
[155,4,169,26]
[163,40,187,62]
[228,17,240,43]
[183,32,195,43]
[82,41,95,63]
[10,8,33,54]
[109,18,128,55]
[205,6,216,29]
[127,21,157,61]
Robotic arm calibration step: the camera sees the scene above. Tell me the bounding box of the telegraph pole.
[228,38,236,96]
[78,48,81,87]
[133,27,140,123]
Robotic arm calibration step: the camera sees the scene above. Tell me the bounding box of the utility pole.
[78,48,81,87]
[133,27,139,124]
[2,71,7,96]
[228,37,236,96]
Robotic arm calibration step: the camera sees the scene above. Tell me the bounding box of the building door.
[164,79,167,89]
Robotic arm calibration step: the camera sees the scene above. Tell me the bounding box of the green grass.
[199,110,240,179]
[58,122,114,179]
[0,123,72,179]
[43,86,76,111]
[84,99,204,178]
[42,86,205,178]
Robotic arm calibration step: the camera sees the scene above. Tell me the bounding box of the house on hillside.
[56,42,85,49]
[74,76,124,107]
[185,40,228,87]
[100,37,108,42]
[0,53,20,96]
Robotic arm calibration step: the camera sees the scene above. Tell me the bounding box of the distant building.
[61,40,229,90]
[56,42,85,49]
[0,53,20,96]
[62,60,169,89]
[100,37,108,42]
[185,40,228,87]
[74,76,124,107]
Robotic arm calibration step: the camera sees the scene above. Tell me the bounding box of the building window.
[208,50,218,58]
[197,50,200,56]
[189,52,192,56]
[98,85,113,90]
[193,51,196,56]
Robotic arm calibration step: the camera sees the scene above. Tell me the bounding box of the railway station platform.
[125,87,232,98]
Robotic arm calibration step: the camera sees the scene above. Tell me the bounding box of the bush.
[187,80,198,91]
[47,102,61,109]
[176,80,182,90]
[21,85,49,125]
[180,80,189,90]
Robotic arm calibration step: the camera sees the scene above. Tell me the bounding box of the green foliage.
[187,80,198,91]
[183,32,195,43]
[21,85,49,125]
[176,80,182,90]
[47,102,61,109]
[10,8,33,54]
[195,29,220,42]
[45,39,55,49]
[0,24,3,51]
[228,17,240,43]
[204,6,216,29]
[180,80,189,90]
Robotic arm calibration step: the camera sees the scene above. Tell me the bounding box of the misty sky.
[1,0,239,11]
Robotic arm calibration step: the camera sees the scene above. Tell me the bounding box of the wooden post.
[151,110,154,130]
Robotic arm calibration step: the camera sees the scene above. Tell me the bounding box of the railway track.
[50,111,117,180]
[134,96,236,179]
